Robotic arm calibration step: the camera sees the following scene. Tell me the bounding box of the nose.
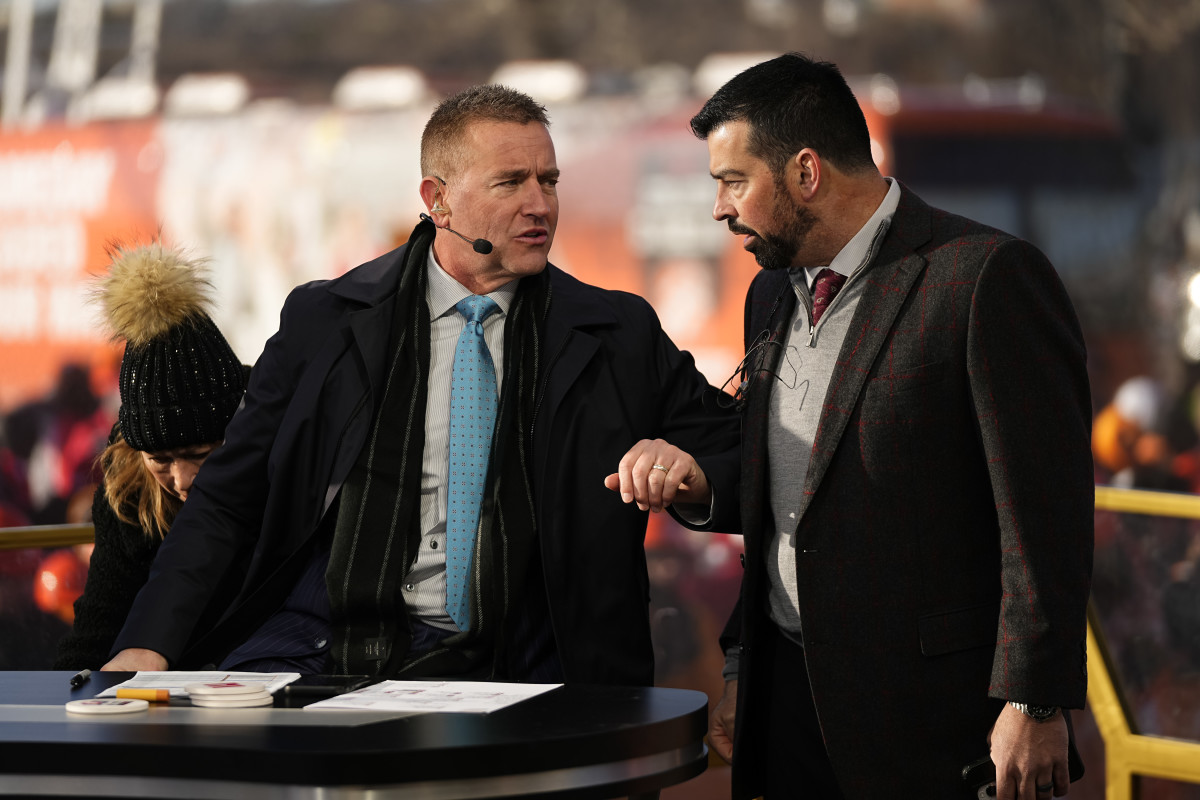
[713,186,734,222]
[521,179,552,220]
[171,461,200,501]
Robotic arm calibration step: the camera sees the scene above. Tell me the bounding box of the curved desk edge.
[1,741,707,799]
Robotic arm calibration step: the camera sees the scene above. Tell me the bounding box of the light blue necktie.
[445,295,500,630]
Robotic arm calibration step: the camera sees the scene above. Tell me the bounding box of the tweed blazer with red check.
[723,184,1094,799]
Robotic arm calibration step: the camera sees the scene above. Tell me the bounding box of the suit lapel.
[332,241,415,397]
[536,267,611,413]
[796,188,933,517]
[531,267,610,490]
[347,300,396,395]
[319,240,417,509]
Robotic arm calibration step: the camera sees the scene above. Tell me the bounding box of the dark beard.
[748,233,797,271]
[729,192,816,271]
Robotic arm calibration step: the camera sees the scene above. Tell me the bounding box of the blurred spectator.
[0,404,41,526]
[0,365,110,668]
[1163,530,1200,671]
[646,512,742,710]
[1093,376,1190,491]
[0,365,111,527]
[33,549,89,625]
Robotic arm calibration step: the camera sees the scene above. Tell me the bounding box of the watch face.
[1011,702,1059,721]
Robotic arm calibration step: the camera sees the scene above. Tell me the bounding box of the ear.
[420,176,447,219]
[790,148,821,201]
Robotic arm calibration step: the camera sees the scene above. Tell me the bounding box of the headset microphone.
[419,213,494,255]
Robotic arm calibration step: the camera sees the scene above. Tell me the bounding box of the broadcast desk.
[0,671,708,799]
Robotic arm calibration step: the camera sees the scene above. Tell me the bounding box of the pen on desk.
[69,669,92,688]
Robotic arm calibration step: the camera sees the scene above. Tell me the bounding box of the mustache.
[727,221,758,237]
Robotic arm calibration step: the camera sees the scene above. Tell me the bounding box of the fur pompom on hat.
[96,242,247,453]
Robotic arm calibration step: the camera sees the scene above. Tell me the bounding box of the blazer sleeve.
[967,238,1094,709]
[112,286,317,663]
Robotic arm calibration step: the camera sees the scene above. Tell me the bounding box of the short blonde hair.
[420,85,550,181]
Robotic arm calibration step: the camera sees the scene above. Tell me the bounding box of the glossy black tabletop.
[0,671,708,799]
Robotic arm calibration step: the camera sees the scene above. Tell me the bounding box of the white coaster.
[65,698,150,715]
[190,694,274,708]
[185,681,272,697]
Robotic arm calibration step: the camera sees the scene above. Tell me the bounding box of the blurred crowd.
[1090,375,1200,782]
[0,363,116,666]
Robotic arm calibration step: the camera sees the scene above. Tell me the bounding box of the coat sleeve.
[967,238,1094,709]
[53,487,158,670]
[111,285,320,663]
[636,299,741,534]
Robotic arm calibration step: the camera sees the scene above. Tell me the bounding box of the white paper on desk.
[97,671,301,698]
[303,680,561,714]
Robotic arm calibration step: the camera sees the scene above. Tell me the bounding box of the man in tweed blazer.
[694,54,1094,799]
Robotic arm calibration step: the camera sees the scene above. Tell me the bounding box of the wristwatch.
[1009,701,1059,722]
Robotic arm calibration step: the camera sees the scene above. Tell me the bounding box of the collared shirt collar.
[425,249,518,319]
[797,176,901,290]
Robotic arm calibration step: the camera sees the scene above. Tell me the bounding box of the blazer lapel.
[347,300,396,395]
[796,188,933,516]
[531,267,609,487]
[318,242,413,510]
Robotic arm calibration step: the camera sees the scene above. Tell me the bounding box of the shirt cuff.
[722,645,740,682]
[673,492,716,527]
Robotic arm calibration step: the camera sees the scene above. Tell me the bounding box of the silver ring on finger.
[650,463,669,474]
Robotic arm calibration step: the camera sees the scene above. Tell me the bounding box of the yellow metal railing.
[1092,485,1200,800]
[1094,485,1200,519]
[0,524,94,550]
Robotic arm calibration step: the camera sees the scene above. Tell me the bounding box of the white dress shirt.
[404,249,517,629]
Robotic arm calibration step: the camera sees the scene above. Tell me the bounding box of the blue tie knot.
[456,295,499,330]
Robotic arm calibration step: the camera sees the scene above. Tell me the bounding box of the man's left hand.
[604,438,711,513]
[989,703,1070,799]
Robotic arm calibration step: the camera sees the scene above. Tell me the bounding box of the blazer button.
[739,553,746,568]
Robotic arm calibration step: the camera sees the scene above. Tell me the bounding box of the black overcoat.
[114,239,739,685]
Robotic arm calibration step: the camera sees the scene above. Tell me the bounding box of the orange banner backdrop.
[0,120,161,410]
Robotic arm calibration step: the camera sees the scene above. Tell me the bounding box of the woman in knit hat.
[54,242,248,670]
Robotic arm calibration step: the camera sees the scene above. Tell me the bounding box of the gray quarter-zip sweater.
[724,178,900,679]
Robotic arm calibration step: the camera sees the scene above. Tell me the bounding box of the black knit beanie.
[98,242,247,453]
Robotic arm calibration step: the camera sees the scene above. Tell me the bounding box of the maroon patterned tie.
[811,268,847,324]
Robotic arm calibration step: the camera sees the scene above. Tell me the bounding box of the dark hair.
[690,52,876,176]
[421,85,550,178]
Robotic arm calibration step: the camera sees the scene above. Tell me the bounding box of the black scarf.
[327,220,551,677]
